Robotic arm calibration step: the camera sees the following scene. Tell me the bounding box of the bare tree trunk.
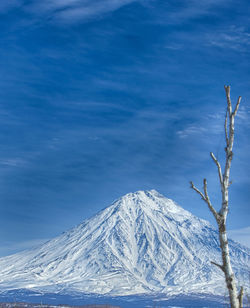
[218,220,239,308]
[238,286,244,308]
[190,86,243,308]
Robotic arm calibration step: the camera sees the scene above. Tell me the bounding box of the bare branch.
[233,96,241,116]
[211,261,225,273]
[190,180,218,220]
[203,179,209,200]
[210,152,223,186]
[203,179,218,220]
[224,85,232,114]
[224,110,229,147]
[238,286,244,308]
[190,181,206,201]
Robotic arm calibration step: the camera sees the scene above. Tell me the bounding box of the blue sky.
[0,0,249,256]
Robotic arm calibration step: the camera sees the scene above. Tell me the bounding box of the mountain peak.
[110,189,190,222]
[116,189,159,201]
[122,189,164,201]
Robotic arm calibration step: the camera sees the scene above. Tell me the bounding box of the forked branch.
[190,180,218,220]
[211,261,225,273]
[190,181,206,201]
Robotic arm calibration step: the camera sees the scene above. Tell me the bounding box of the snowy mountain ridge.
[0,190,249,296]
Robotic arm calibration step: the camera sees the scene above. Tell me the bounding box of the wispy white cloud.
[206,26,250,51]
[1,0,229,25]
[0,0,22,13]
[0,158,27,167]
[237,105,250,124]
[25,0,138,24]
[228,226,250,248]
[164,43,183,50]
[176,125,208,139]
[176,110,224,140]
[176,102,250,140]
[34,0,83,11]
[152,0,228,25]
[0,0,139,23]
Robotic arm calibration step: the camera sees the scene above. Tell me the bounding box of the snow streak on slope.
[0,190,249,296]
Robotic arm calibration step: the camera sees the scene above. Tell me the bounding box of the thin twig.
[210,152,223,186]
[224,85,232,114]
[211,261,225,273]
[190,180,218,220]
[203,179,218,220]
[224,109,229,147]
[233,96,241,116]
[238,286,244,308]
[190,181,206,201]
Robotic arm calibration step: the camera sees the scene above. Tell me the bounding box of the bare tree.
[190,86,243,308]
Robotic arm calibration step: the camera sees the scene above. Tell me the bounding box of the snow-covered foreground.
[0,190,249,298]
[0,290,231,308]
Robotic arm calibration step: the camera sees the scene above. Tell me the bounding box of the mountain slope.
[0,190,249,296]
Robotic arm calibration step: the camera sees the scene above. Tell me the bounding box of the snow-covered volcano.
[0,190,249,296]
